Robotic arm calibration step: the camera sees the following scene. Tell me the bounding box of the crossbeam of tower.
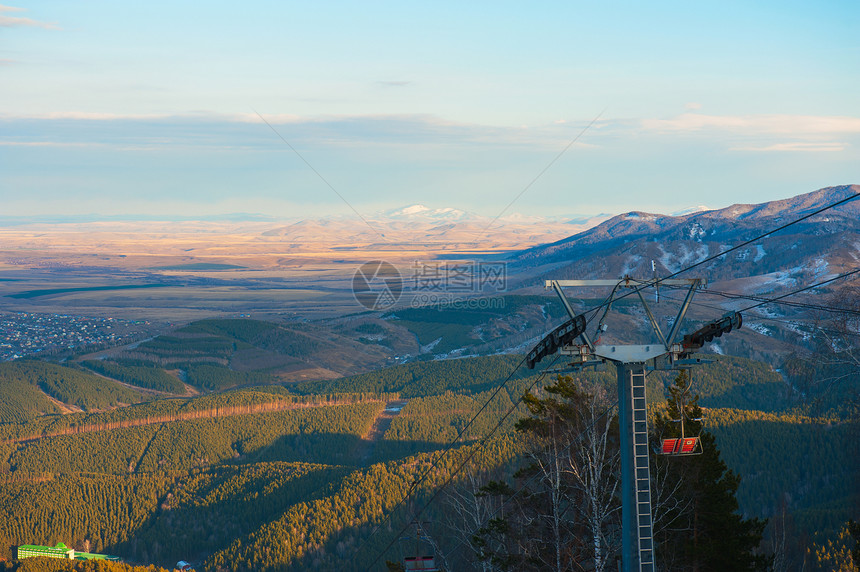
[528,277,741,572]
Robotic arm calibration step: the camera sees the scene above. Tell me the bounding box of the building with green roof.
[17,542,121,561]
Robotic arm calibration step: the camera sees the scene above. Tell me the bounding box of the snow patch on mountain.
[687,222,707,240]
[769,268,803,289]
[745,322,772,336]
[672,205,711,216]
[786,322,812,341]
[625,213,656,221]
[659,244,709,272]
[736,246,765,262]
[811,258,829,278]
[421,337,442,352]
[622,255,643,276]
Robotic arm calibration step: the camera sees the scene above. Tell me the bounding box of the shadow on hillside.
[105,431,452,567]
[709,418,858,538]
[698,383,791,411]
[246,430,458,472]
[110,459,350,565]
[248,430,367,466]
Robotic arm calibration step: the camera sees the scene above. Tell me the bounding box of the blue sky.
[1,1,858,219]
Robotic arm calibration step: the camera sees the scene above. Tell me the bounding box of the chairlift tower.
[527,277,742,572]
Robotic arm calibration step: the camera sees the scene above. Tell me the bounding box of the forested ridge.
[0,361,146,423]
[0,317,855,570]
[706,408,857,538]
[79,360,185,394]
[0,394,392,445]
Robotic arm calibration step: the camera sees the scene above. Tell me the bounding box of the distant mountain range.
[514,184,860,288]
[0,213,279,226]
[258,206,612,247]
[379,204,611,225]
[0,206,607,227]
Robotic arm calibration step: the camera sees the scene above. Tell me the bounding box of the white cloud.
[0,4,59,29]
[0,141,104,148]
[376,80,412,87]
[643,113,860,135]
[684,102,702,110]
[235,112,302,124]
[239,112,603,148]
[730,142,847,152]
[0,111,174,121]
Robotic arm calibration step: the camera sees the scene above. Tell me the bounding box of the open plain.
[0,216,591,322]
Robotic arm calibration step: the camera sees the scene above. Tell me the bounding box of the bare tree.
[790,284,860,405]
[763,496,807,572]
[820,285,860,361]
[465,376,621,572]
[564,383,620,572]
[443,471,506,571]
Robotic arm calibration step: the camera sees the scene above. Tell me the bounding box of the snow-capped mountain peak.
[382,205,472,220]
[672,205,711,216]
[393,204,430,216]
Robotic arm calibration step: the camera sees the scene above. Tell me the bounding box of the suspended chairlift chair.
[399,521,441,571]
[660,371,704,456]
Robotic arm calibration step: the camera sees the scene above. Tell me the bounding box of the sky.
[1,1,859,220]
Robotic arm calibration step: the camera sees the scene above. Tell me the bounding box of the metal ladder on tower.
[630,366,655,571]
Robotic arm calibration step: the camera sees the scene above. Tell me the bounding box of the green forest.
[0,317,855,570]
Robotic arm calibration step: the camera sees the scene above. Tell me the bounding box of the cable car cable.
[426,205,857,565]
[668,285,860,317]
[735,268,860,314]
[359,286,622,566]
[360,193,859,567]
[362,354,563,570]
[445,401,618,561]
[575,191,860,328]
[658,285,860,341]
[350,352,528,563]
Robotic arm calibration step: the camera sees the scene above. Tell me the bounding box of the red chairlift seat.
[661,437,700,455]
[404,555,440,571]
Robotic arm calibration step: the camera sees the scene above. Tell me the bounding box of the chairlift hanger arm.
[634,287,668,348]
[547,277,707,355]
[593,282,620,338]
[666,281,700,347]
[549,280,594,351]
